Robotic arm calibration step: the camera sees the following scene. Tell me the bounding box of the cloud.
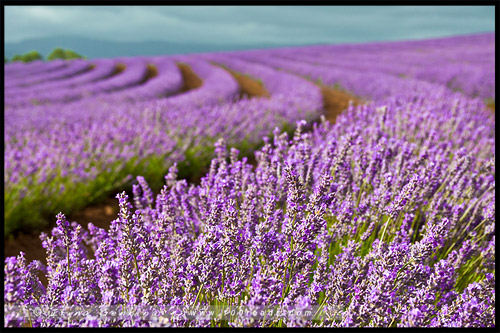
[4,5,495,45]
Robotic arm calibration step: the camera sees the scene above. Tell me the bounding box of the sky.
[4,5,496,45]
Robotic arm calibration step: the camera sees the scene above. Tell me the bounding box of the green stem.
[132,250,141,285]
[66,246,71,286]
[193,282,205,306]
[442,185,494,259]
[356,181,365,207]
[378,217,391,251]
[280,236,295,302]
[26,306,33,328]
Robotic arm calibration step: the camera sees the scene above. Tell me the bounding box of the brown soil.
[4,196,120,286]
[177,62,203,92]
[260,64,362,123]
[138,64,159,85]
[320,85,362,123]
[212,63,271,99]
[93,63,126,82]
[114,63,126,75]
[68,196,120,230]
[486,101,495,113]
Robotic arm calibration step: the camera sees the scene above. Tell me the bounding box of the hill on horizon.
[4,35,289,59]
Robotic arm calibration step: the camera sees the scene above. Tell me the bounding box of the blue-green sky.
[5,5,495,45]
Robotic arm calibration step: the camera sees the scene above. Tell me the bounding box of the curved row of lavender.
[5,58,150,107]
[201,54,323,112]
[6,59,92,91]
[106,57,183,101]
[162,56,240,107]
[6,57,183,106]
[4,59,51,76]
[263,32,494,100]
[4,57,322,235]
[5,59,117,95]
[5,59,118,106]
[5,60,70,85]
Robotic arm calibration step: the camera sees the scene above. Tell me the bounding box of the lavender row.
[285,51,494,100]
[6,59,91,90]
[239,52,419,101]
[5,58,149,107]
[5,59,117,96]
[4,59,118,106]
[271,33,495,100]
[105,57,183,101]
[164,57,240,107]
[201,54,323,112]
[5,60,69,83]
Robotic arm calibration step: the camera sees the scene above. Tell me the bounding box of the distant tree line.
[6,48,86,63]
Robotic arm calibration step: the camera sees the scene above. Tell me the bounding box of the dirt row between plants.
[213,61,360,123]
[137,63,159,85]
[486,101,495,113]
[4,198,119,260]
[100,63,126,81]
[177,62,203,92]
[213,63,271,99]
[320,85,362,123]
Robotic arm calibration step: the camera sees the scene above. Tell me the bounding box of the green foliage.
[22,50,43,62]
[11,54,23,62]
[47,47,86,60]
[485,98,495,111]
[64,49,86,60]
[4,56,8,63]
[4,153,168,235]
[10,50,43,63]
[333,82,343,90]
[47,47,66,60]
[4,117,297,236]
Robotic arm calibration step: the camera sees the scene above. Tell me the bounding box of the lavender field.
[4,33,495,327]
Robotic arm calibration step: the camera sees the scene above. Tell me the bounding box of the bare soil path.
[137,63,159,85]
[96,63,126,81]
[486,101,495,113]
[213,63,271,99]
[177,62,203,92]
[4,197,119,264]
[320,85,362,123]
